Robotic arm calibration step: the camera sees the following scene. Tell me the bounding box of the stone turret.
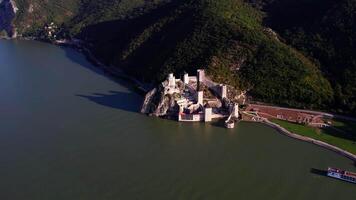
[197,91,204,105]
[197,69,205,83]
[168,73,176,89]
[220,84,227,99]
[204,107,212,122]
[232,103,239,118]
[197,69,205,90]
[183,73,189,84]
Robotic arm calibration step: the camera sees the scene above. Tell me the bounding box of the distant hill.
[3,0,355,115]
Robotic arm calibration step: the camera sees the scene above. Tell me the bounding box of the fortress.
[142,69,240,128]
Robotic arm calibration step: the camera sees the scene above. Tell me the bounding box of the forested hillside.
[8,0,356,115]
[249,0,356,114]
[13,0,80,33]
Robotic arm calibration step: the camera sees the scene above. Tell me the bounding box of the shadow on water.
[61,45,144,94]
[310,168,327,176]
[62,47,114,81]
[60,43,146,113]
[76,91,141,113]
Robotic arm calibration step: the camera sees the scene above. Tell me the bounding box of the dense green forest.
[13,0,80,33]
[250,0,356,114]
[10,0,356,115]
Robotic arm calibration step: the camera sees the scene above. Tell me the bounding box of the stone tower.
[197,69,205,83]
[197,91,204,105]
[183,73,189,84]
[204,107,212,122]
[167,73,176,88]
[233,103,239,118]
[197,69,205,91]
[220,84,227,99]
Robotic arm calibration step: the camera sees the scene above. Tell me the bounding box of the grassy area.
[270,119,356,155]
[332,119,356,136]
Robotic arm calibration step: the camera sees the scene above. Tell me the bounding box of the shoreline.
[1,37,152,95]
[54,39,152,95]
[259,119,356,162]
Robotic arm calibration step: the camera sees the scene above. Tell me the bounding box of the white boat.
[327,167,356,184]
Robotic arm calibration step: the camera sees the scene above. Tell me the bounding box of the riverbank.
[261,119,356,162]
[54,39,152,95]
[0,37,152,95]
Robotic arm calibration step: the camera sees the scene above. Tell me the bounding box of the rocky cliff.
[0,0,18,37]
[141,81,180,117]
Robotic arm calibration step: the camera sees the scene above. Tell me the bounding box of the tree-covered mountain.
[2,0,355,115]
[250,0,356,114]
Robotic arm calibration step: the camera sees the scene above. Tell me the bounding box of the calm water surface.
[0,40,355,200]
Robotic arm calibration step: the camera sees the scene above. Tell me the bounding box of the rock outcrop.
[141,81,179,117]
[141,88,158,114]
[0,0,18,38]
[152,92,177,117]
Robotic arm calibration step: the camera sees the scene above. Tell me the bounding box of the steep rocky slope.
[0,0,18,37]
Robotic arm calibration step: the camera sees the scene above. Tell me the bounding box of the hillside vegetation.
[14,0,80,33]
[250,0,356,115]
[12,0,355,114]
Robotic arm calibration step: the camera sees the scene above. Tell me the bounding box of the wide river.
[0,40,355,199]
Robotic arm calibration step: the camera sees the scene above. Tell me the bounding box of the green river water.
[0,40,355,200]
